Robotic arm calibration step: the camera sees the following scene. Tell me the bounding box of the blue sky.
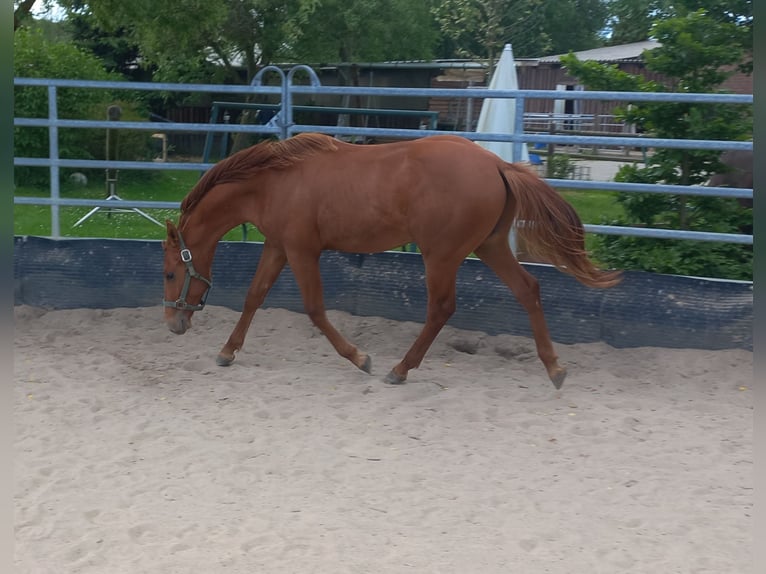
[31,1,66,21]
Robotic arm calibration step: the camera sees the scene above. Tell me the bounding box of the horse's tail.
[498,163,622,288]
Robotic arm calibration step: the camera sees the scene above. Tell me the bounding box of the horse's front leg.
[384,258,459,384]
[216,241,287,366]
[286,249,372,374]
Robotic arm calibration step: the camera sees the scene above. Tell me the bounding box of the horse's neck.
[180,185,253,252]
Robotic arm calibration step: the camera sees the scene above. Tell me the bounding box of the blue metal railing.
[14,75,752,245]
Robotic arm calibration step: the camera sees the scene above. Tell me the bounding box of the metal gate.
[14,69,752,245]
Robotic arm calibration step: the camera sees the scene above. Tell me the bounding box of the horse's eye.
[165,272,175,281]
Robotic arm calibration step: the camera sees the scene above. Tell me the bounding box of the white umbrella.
[476,44,529,163]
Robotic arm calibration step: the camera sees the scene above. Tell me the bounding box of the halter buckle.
[180,248,192,262]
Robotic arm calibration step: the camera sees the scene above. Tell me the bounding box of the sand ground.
[14,304,753,573]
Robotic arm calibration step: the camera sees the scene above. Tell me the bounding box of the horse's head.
[162,219,213,335]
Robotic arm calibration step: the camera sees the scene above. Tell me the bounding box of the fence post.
[201,103,221,165]
[513,96,525,162]
[251,66,287,139]
[285,65,322,139]
[48,85,60,239]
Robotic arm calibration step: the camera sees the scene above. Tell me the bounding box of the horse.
[162,133,621,389]
[708,149,753,209]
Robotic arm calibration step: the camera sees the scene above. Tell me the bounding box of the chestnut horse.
[708,149,753,209]
[162,133,620,388]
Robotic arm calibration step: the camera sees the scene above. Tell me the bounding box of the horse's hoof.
[358,355,372,374]
[384,370,407,385]
[550,367,567,390]
[216,354,234,367]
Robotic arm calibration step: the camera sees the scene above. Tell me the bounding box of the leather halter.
[162,230,212,311]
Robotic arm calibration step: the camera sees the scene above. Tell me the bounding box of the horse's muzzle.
[166,311,192,335]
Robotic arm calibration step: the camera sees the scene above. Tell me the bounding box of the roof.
[315,60,488,71]
[228,41,661,72]
[537,40,660,63]
[311,41,661,71]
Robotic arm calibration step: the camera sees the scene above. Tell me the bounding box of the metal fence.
[14,70,753,245]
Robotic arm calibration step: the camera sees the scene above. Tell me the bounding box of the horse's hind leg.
[474,235,566,389]
[286,250,372,374]
[216,241,287,366]
[385,258,460,384]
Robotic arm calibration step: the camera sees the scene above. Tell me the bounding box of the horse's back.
[268,136,510,254]
[330,136,508,208]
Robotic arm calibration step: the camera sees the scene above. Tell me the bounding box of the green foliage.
[56,0,437,84]
[52,0,611,86]
[15,27,113,185]
[14,27,114,103]
[433,0,547,59]
[595,235,751,280]
[561,8,752,280]
[65,2,150,81]
[540,0,608,54]
[660,0,752,73]
[432,0,608,60]
[605,0,661,45]
[597,162,752,281]
[545,153,574,179]
[559,54,656,93]
[289,0,438,63]
[646,9,747,92]
[14,27,153,186]
[605,0,752,65]
[56,0,241,82]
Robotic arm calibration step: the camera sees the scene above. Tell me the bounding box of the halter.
[162,230,212,311]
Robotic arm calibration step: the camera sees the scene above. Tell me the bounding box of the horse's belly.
[321,221,411,253]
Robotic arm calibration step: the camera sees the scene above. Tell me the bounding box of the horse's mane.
[180,133,337,214]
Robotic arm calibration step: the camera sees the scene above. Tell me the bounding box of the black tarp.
[14,236,752,350]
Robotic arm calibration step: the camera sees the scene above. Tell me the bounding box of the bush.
[14,28,153,187]
[591,164,752,281]
[546,153,574,179]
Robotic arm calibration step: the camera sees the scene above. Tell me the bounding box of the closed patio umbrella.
[476,43,529,163]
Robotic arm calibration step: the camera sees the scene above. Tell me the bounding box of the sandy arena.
[14,304,753,573]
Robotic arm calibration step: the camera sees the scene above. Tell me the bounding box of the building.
[161,41,752,154]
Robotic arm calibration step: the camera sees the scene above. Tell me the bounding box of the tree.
[433,0,547,64]
[432,0,608,64]
[14,28,151,186]
[286,0,438,93]
[541,0,609,55]
[649,0,752,73]
[604,0,663,45]
[14,0,38,30]
[56,0,260,84]
[605,0,752,71]
[65,1,151,81]
[561,8,752,280]
[55,0,440,85]
[288,0,437,64]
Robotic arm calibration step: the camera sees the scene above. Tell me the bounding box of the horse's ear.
[165,220,179,246]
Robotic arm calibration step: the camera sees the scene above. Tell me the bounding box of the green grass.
[13,170,265,242]
[559,189,625,254]
[559,189,624,224]
[14,170,624,248]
